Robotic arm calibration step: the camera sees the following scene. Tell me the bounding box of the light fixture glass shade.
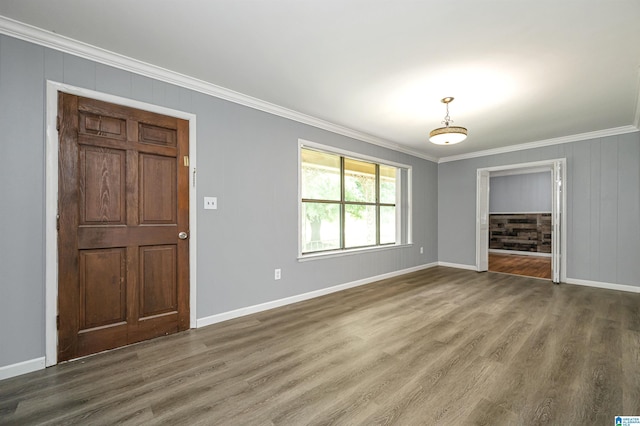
[429,126,468,145]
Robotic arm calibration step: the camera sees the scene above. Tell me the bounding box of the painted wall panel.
[0,36,46,366]
[599,139,618,282]
[160,81,182,111]
[570,141,591,280]
[588,140,601,280]
[44,49,63,82]
[617,133,640,285]
[0,34,437,369]
[131,73,154,104]
[62,53,95,89]
[489,172,551,213]
[95,63,131,99]
[437,159,478,266]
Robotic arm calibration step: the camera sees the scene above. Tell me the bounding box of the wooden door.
[57,93,190,362]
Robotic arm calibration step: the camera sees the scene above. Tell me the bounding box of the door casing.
[475,159,567,283]
[45,80,198,366]
[476,169,490,271]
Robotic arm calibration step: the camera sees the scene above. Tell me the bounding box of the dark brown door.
[57,93,190,362]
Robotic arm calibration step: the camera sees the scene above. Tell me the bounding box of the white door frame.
[475,158,567,283]
[476,169,491,271]
[45,81,198,367]
[551,160,563,283]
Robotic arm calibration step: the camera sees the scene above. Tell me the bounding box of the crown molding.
[438,125,639,164]
[2,15,637,165]
[0,15,437,163]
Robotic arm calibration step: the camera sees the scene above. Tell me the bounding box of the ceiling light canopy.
[429,97,467,145]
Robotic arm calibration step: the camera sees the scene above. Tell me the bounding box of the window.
[300,142,408,256]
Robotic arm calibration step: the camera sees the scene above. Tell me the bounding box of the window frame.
[298,139,412,260]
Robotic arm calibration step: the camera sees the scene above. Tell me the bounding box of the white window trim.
[298,139,412,260]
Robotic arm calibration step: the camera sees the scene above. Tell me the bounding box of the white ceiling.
[1,1,639,160]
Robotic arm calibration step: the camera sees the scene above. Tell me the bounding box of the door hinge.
[56,315,60,329]
[192,167,196,187]
[56,116,61,131]
[183,156,189,167]
[56,214,60,231]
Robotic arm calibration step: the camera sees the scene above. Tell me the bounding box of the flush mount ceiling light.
[429,97,468,145]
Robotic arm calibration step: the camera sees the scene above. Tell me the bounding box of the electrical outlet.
[274,268,281,280]
[204,197,217,210]
[420,247,424,254]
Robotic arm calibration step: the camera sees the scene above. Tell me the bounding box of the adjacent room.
[0,1,639,424]
[488,169,553,279]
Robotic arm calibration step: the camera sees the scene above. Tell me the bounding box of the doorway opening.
[489,252,552,279]
[476,159,566,283]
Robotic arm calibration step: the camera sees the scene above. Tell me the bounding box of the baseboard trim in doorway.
[196,262,439,328]
[437,261,478,271]
[565,277,640,294]
[489,249,552,258]
[0,357,45,381]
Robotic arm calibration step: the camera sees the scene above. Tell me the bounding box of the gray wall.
[0,34,438,368]
[2,31,639,371]
[438,132,640,287]
[490,172,552,213]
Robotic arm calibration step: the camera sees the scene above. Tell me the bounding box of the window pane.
[380,165,397,204]
[345,204,376,248]
[301,149,341,201]
[380,206,396,244]
[302,202,340,252]
[344,158,376,203]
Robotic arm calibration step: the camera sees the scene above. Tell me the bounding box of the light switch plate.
[204,197,217,210]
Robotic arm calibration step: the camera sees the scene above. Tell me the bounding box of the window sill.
[297,243,412,262]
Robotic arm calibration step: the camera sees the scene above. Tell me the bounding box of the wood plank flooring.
[1,267,639,425]
[489,253,552,279]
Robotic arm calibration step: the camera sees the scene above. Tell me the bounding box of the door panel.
[139,245,177,317]
[80,147,126,224]
[139,123,177,146]
[79,111,127,140]
[58,93,189,362]
[139,154,176,223]
[79,248,127,329]
[552,160,563,283]
[476,169,490,271]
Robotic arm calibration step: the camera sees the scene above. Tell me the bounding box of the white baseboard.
[437,261,478,271]
[434,263,640,294]
[489,249,552,258]
[0,357,45,381]
[564,277,640,294]
[3,266,637,382]
[197,262,439,328]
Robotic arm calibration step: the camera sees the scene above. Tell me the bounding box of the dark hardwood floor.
[490,252,552,279]
[1,267,639,425]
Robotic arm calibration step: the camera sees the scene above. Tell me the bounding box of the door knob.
[178,231,188,240]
